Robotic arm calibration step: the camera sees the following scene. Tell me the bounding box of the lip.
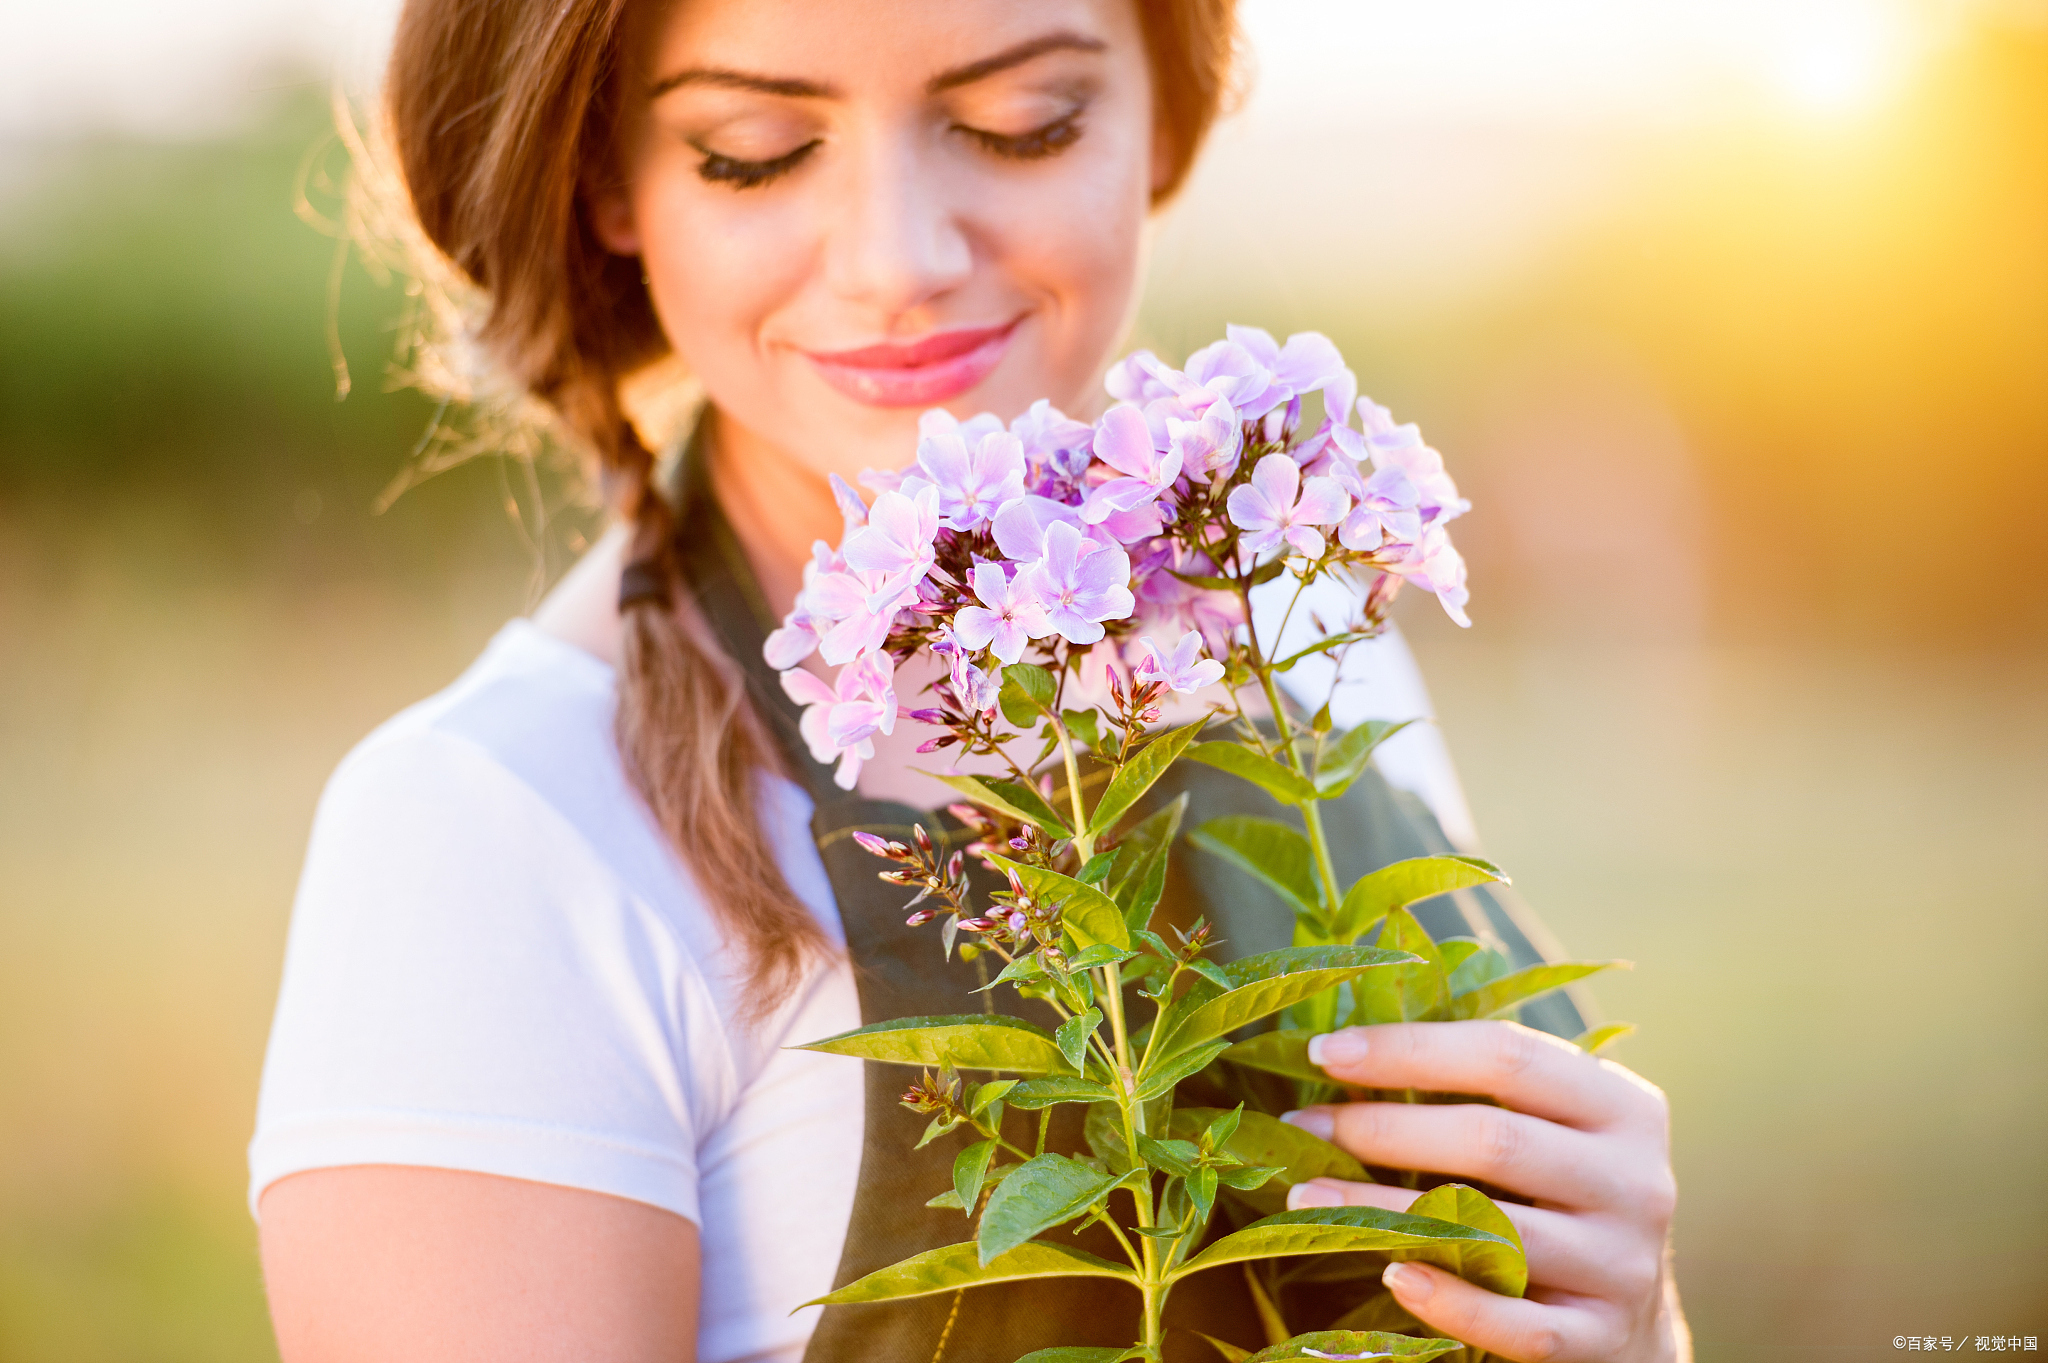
[803,318,1023,408]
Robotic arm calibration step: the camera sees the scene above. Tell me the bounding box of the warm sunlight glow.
[1768,6,1914,119]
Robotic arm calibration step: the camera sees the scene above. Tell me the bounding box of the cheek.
[630,163,814,379]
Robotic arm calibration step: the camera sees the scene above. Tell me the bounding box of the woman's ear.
[589,187,643,255]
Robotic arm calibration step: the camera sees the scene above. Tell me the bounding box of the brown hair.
[381,0,1240,1013]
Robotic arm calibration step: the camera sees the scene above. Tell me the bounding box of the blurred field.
[3,16,2046,1362]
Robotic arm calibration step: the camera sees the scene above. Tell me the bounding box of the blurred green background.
[1,5,2044,1361]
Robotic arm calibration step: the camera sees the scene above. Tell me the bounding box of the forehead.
[640,0,1143,93]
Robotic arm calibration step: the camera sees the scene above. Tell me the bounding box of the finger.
[1285,1178,1660,1302]
[1382,1260,1616,1363]
[1308,1021,1666,1132]
[1283,1101,1631,1210]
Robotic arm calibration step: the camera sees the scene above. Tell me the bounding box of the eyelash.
[696,140,821,189]
[959,110,1085,161]
[692,110,1085,190]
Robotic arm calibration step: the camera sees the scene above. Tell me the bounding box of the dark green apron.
[666,454,1581,1363]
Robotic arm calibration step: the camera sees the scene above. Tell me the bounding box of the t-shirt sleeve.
[248,728,730,1226]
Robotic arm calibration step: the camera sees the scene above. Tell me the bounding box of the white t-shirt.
[249,611,1468,1363]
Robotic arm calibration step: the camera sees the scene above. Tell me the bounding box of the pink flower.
[1359,398,1470,527]
[828,473,869,532]
[1136,630,1225,694]
[842,485,941,610]
[1103,349,1181,406]
[952,562,1034,665]
[906,427,1026,531]
[1009,399,1095,465]
[1227,454,1350,559]
[1165,396,1242,482]
[1228,325,1358,427]
[990,494,1084,561]
[1081,403,1181,525]
[1384,524,1472,627]
[1336,465,1424,554]
[780,652,899,789]
[1018,521,1135,646]
[944,643,1002,718]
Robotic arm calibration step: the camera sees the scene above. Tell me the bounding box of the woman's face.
[595,0,1162,481]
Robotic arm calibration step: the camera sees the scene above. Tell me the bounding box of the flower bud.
[1007,910,1029,935]
[905,908,938,927]
[1009,835,1031,852]
[958,916,997,933]
[913,825,934,856]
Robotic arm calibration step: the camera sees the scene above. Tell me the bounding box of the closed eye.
[695,139,821,189]
[956,110,1084,162]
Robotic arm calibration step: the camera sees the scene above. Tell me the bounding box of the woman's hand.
[1282,1021,1691,1363]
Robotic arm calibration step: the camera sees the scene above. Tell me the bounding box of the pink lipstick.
[804,319,1021,408]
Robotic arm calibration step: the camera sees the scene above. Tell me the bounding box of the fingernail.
[1384,1261,1434,1302]
[1287,1179,1343,1210]
[1280,1108,1335,1141]
[1308,1029,1368,1068]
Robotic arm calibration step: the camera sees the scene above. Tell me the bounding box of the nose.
[821,125,975,323]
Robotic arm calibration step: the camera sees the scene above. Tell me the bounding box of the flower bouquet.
[770,329,1625,1361]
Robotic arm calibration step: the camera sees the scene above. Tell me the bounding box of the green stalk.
[1048,709,1093,860]
[1256,665,1343,913]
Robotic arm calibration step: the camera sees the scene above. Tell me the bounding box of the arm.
[261,1166,700,1363]
[1285,1021,1691,1363]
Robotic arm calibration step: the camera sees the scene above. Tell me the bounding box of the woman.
[251,1,1690,1359]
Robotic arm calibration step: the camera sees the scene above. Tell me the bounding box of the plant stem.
[1257,664,1343,913]
[1048,708,1092,858]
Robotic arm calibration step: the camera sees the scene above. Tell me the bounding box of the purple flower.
[1081,403,1181,525]
[947,646,1002,718]
[1228,325,1358,427]
[1227,454,1351,559]
[1384,523,1472,627]
[780,652,898,789]
[906,427,1026,530]
[842,485,941,610]
[1182,339,1285,419]
[918,408,1006,446]
[1359,398,1470,527]
[1336,465,1424,554]
[1009,399,1095,465]
[1136,630,1225,694]
[1103,349,1182,407]
[1131,555,1243,658]
[990,494,1085,561]
[1165,396,1242,482]
[828,473,869,532]
[1018,520,1135,646]
[952,562,1034,665]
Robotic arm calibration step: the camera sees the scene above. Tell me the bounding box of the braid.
[599,389,828,1021]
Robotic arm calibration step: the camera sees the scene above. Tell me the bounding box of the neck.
[707,408,844,621]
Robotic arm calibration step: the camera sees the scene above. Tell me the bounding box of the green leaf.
[972,1079,1017,1115]
[1443,939,1509,996]
[1005,1076,1117,1109]
[1001,663,1059,726]
[1406,1183,1528,1297]
[1061,707,1105,754]
[986,855,1131,951]
[1108,796,1187,932]
[1349,908,1449,1025]
[796,1014,1077,1076]
[1056,1009,1102,1074]
[1135,1039,1231,1100]
[1078,849,1121,885]
[977,1154,1120,1264]
[1161,945,1421,1051]
[1171,1206,1520,1280]
[979,953,1048,994]
[1216,1164,1283,1191]
[1219,1029,1326,1085]
[1185,742,1320,806]
[1272,630,1377,674]
[1189,1165,1219,1219]
[805,1238,1134,1306]
[1068,944,1136,972]
[1450,960,1628,1021]
[1313,718,1420,799]
[1170,1108,1367,1217]
[932,772,1073,838]
[1089,721,1205,835]
[1193,1331,1254,1363]
[1013,1349,1150,1363]
[1574,1021,1637,1054]
[1329,855,1508,943]
[1189,817,1322,918]
[1136,1135,1202,1178]
[953,1139,997,1217]
[1244,1331,1463,1362]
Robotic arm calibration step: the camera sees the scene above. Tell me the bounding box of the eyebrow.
[647,29,1107,102]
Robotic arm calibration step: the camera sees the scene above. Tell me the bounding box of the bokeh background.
[2,0,2044,1358]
